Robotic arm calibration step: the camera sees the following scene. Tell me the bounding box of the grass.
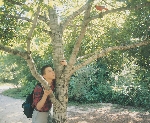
[2,87,26,100]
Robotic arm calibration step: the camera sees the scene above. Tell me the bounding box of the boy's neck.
[46,79,52,85]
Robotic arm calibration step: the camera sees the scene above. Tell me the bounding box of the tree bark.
[47,6,69,122]
[52,77,69,123]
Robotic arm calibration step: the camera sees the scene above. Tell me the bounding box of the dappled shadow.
[67,103,150,123]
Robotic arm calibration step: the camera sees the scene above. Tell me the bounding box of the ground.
[0,84,150,123]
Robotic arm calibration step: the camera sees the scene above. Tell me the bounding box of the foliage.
[109,84,150,109]
[0,1,17,44]
[68,61,112,103]
[68,60,150,109]
[69,63,99,102]
[128,45,150,70]
[0,53,25,85]
[0,52,53,87]
[2,87,24,99]
[20,80,38,97]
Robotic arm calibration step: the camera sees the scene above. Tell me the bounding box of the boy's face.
[43,67,55,80]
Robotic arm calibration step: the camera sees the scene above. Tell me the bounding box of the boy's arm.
[36,90,52,110]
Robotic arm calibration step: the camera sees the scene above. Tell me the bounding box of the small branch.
[7,15,32,22]
[7,14,50,26]
[68,40,150,76]
[0,43,28,59]
[88,2,150,22]
[26,6,41,52]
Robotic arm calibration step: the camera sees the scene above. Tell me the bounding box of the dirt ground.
[0,84,150,123]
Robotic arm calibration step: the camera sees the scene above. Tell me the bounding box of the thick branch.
[68,40,150,76]
[26,6,40,52]
[26,55,65,112]
[62,0,94,31]
[48,7,60,30]
[68,1,93,66]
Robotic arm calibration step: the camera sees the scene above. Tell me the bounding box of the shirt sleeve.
[32,85,43,108]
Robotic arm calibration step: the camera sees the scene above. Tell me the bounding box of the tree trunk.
[51,75,70,123]
[47,6,70,122]
[46,66,70,123]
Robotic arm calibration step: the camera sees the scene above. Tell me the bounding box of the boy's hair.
[41,65,50,75]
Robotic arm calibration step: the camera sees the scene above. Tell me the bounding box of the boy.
[32,60,67,123]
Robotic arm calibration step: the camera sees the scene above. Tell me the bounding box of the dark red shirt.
[32,82,54,112]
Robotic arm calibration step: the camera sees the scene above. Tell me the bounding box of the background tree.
[0,0,150,122]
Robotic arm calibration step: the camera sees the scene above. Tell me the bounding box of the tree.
[0,0,150,122]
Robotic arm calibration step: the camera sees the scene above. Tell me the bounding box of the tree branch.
[26,6,41,52]
[7,15,32,22]
[68,1,94,67]
[88,2,150,22]
[6,14,52,37]
[7,13,50,26]
[0,43,28,59]
[68,40,150,76]
[61,0,94,31]
[77,52,95,61]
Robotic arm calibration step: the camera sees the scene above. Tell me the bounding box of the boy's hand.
[60,60,67,66]
[43,90,52,96]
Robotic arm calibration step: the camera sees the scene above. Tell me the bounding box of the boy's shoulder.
[34,83,43,91]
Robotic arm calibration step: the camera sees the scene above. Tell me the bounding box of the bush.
[20,80,38,97]
[68,63,150,110]
[68,65,97,102]
[68,63,111,103]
